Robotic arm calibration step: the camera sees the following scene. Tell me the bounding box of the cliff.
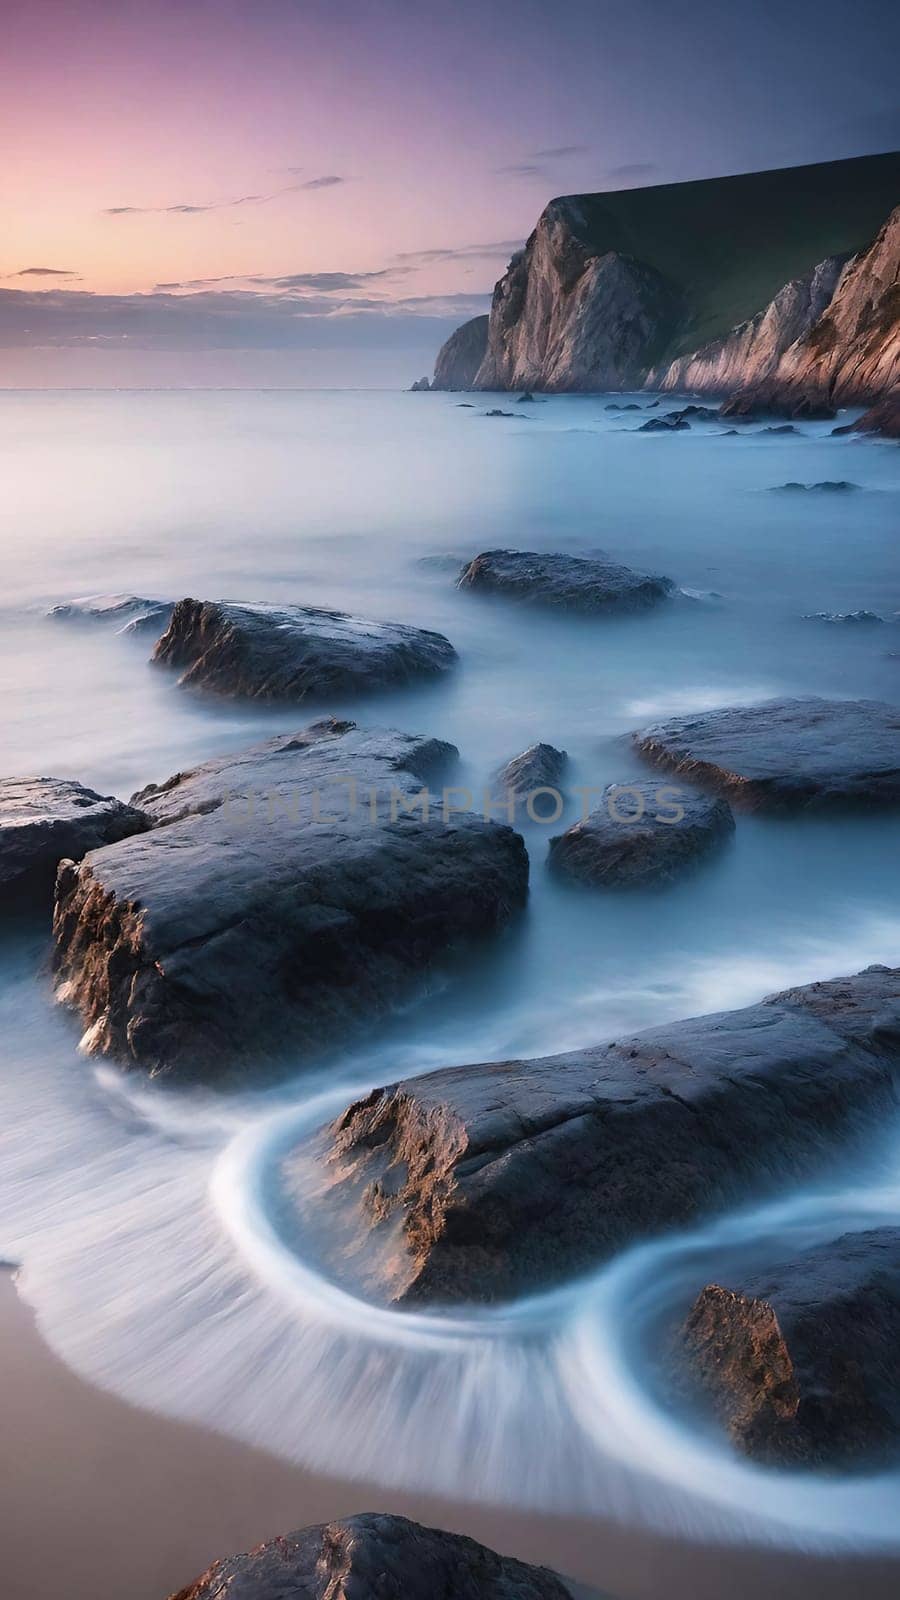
[431,151,900,397]
[431,314,488,389]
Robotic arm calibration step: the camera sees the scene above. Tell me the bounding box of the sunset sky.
[3,0,899,386]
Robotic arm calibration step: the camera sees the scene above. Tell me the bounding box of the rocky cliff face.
[649,254,848,394]
[725,205,900,409]
[432,314,489,389]
[472,200,679,391]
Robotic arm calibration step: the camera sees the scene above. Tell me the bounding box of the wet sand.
[2,1271,899,1600]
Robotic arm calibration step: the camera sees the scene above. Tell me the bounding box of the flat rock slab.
[171,1512,572,1600]
[47,593,174,635]
[680,1228,900,1469]
[52,720,528,1080]
[634,697,900,811]
[152,598,458,702]
[548,780,734,887]
[0,777,147,901]
[457,550,674,614]
[301,966,900,1306]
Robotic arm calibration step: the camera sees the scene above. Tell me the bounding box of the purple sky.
[2,0,898,385]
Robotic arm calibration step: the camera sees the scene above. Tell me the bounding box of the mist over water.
[1,389,899,1548]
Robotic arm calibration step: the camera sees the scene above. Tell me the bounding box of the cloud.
[528,145,589,160]
[11,266,80,279]
[603,161,659,182]
[103,178,346,217]
[152,269,402,295]
[394,239,522,266]
[496,162,546,178]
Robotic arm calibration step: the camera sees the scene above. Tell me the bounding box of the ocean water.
[1,388,899,1547]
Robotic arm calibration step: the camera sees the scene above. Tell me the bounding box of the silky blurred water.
[0,388,899,1547]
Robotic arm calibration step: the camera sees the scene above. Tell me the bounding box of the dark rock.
[152,598,457,703]
[47,593,174,636]
[409,376,431,392]
[633,696,900,812]
[679,1228,900,1469]
[0,777,148,904]
[849,395,900,440]
[169,1512,572,1600]
[458,549,674,615]
[517,392,537,403]
[493,743,568,808]
[304,965,900,1306]
[52,720,529,1081]
[432,314,490,391]
[771,480,860,491]
[801,610,885,625]
[606,403,642,411]
[483,408,523,418]
[720,394,832,422]
[456,402,475,407]
[548,780,734,888]
[760,424,798,434]
[639,416,690,432]
[665,404,720,422]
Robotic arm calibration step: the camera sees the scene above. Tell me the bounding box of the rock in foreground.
[634,697,900,811]
[494,743,568,803]
[680,1228,900,1468]
[169,1512,572,1600]
[52,721,528,1080]
[152,598,457,703]
[548,780,734,888]
[300,966,900,1306]
[458,550,674,614]
[0,777,147,902]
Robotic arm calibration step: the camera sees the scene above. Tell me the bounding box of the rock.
[0,777,147,903]
[771,479,860,491]
[151,598,457,703]
[638,416,690,432]
[665,404,721,422]
[432,315,490,390]
[456,402,475,407]
[52,721,529,1080]
[47,593,174,636]
[409,376,431,392]
[606,402,642,411]
[302,965,900,1306]
[679,1228,900,1469]
[483,409,524,418]
[457,549,674,615]
[548,780,734,888]
[849,394,900,440]
[493,743,568,810]
[633,696,900,812]
[168,1512,572,1600]
[760,423,798,434]
[801,610,885,625]
[517,391,537,403]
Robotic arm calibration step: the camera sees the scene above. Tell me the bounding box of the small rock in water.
[638,415,690,432]
[516,391,537,403]
[483,408,525,418]
[761,424,798,434]
[409,376,431,391]
[493,743,568,811]
[458,548,674,614]
[802,610,884,625]
[47,593,173,636]
[0,776,147,903]
[548,780,734,888]
[771,479,860,492]
[152,597,457,703]
[677,1227,900,1469]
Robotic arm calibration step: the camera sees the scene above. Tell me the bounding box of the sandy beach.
[2,1269,898,1600]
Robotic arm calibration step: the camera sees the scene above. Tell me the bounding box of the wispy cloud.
[103,177,346,217]
[497,145,590,178]
[7,266,80,279]
[394,239,522,266]
[152,268,401,295]
[529,144,589,160]
[603,161,658,182]
[496,162,545,178]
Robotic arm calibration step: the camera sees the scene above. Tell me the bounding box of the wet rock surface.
[679,1228,900,1469]
[458,549,674,614]
[0,777,148,901]
[633,696,900,812]
[152,598,457,703]
[548,780,734,888]
[494,743,568,802]
[169,1512,573,1600]
[52,720,529,1081]
[47,593,174,636]
[304,966,900,1306]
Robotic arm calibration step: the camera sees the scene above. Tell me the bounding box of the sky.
[2,0,899,387]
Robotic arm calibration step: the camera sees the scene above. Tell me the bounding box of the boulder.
[293,965,900,1306]
[493,743,568,805]
[52,720,528,1080]
[151,598,457,703]
[0,777,147,903]
[633,697,900,812]
[548,780,734,888]
[638,416,690,432]
[457,550,674,615]
[47,593,173,636]
[168,1512,572,1600]
[849,394,900,440]
[679,1228,900,1469]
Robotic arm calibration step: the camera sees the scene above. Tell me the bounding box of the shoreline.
[3,1272,900,1600]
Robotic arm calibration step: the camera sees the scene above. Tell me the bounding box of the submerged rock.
[0,777,147,903]
[760,423,798,434]
[638,415,690,432]
[299,965,900,1306]
[801,610,885,625]
[52,720,528,1080]
[170,1512,572,1600]
[679,1228,900,1469]
[633,696,900,811]
[47,593,174,636]
[152,598,457,703]
[548,780,734,888]
[458,549,674,614]
[771,479,860,492]
[483,408,524,418]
